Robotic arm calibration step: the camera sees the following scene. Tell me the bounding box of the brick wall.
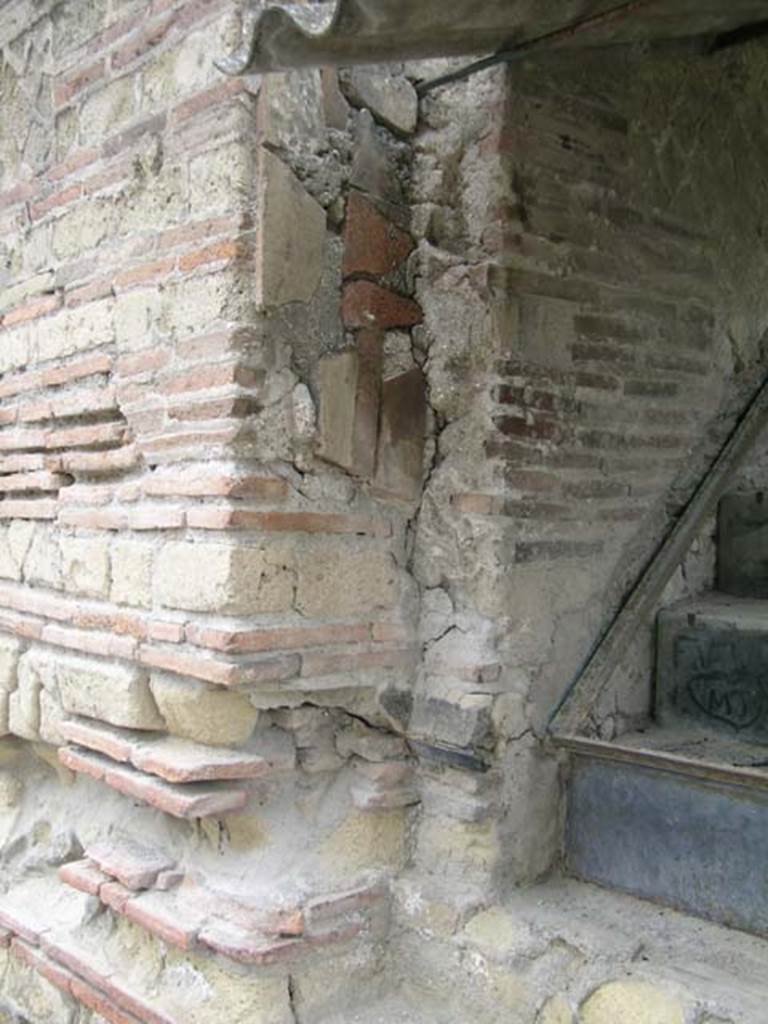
[408,42,768,892]
[0,3,426,1020]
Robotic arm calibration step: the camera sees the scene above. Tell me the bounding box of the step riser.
[566,756,768,937]
[656,604,768,743]
[718,492,768,597]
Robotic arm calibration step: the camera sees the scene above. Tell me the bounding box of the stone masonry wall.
[0,2,427,1021]
[402,36,768,912]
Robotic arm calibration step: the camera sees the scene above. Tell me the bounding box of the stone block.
[256,148,326,308]
[56,652,163,730]
[38,690,67,746]
[111,540,154,608]
[342,281,422,330]
[317,331,382,477]
[409,692,494,751]
[87,838,174,891]
[341,69,418,136]
[23,526,61,589]
[0,521,35,580]
[295,543,396,618]
[0,636,21,692]
[536,996,575,1024]
[373,367,427,500]
[155,542,294,615]
[343,192,414,278]
[8,665,41,741]
[149,673,259,746]
[580,980,685,1024]
[189,140,251,218]
[60,536,111,599]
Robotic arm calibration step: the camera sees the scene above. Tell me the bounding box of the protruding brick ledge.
[57,853,388,967]
[58,746,249,818]
[59,717,294,783]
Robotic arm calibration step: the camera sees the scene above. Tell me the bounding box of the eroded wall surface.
[2,1,768,1022]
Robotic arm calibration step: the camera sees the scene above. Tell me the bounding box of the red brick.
[110,14,174,71]
[343,192,414,278]
[47,146,100,183]
[0,428,47,452]
[102,760,248,819]
[146,620,185,644]
[129,506,185,531]
[452,493,504,515]
[57,508,129,529]
[54,59,107,106]
[186,508,391,536]
[10,939,73,994]
[167,396,256,422]
[3,293,61,327]
[68,978,140,1024]
[143,471,288,500]
[88,839,174,891]
[0,470,69,493]
[60,445,140,475]
[41,623,137,660]
[113,258,175,291]
[137,645,299,687]
[59,746,107,781]
[177,239,243,273]
[172,79,246,123]
[0,499,58,519]
[47,421,126,450]
[0,181,36,211]
[16,399,53,422]
[342,281,422,330]
[116,348,172,376]
[122,891,202,950]
[301,647,415,678]
[157,215,245,252]
[42,353,112,387]
[164,362,259,395]
[29,184,83,221]
[186,622,370,654]
[0,904,42,945]
[59,858,110,897]
[371,622,411,644]
[0,407,16,426]
[52,387,118,419]
[60,719,135,763]
[198,922,300,965]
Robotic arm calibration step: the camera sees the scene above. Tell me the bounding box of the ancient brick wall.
[0,3,427,1021]
[405,40,768,901]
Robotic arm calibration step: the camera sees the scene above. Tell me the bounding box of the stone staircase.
[563,491,768,937]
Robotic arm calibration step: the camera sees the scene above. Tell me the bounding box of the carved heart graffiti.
[687,673,765,730]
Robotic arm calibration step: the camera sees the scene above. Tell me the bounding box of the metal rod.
[417,0,657,95]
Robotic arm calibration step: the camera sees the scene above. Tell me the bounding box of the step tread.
[659,589,768,627]
[557,724,768,790]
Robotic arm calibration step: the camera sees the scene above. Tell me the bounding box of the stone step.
[656,591,768,744]
[718,491,768,597]
[58,746,249,818]
[58,716,294,783]
[562,726,768,936]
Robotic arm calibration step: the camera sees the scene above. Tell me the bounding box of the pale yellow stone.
[0,635,21,691]
[113,287,165,353]
[156,542,294,615]
[60,535,111,598]
[80,75,135,146]
[224,813,269,851]
[111,540,154,608]
[8,661,41,741]
[319,809,406,877]
[256,148,326,308]
[0,771,22,808]
[189,140,252,218]
[56,652,163,730]
[295,543,396,618]
[417,817,501,874]
[23,526,61,589]
[580,980,686,1024]
[537,995,575,1024]
[463,906,537,961]
[150,673,259,746]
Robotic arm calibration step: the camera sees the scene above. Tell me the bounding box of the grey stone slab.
[656,594,768,744]
[567,755,768,936]
[718,492,768,597]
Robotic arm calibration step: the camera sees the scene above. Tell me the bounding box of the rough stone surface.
[580,980,686,1024]
[149,674,259,746]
